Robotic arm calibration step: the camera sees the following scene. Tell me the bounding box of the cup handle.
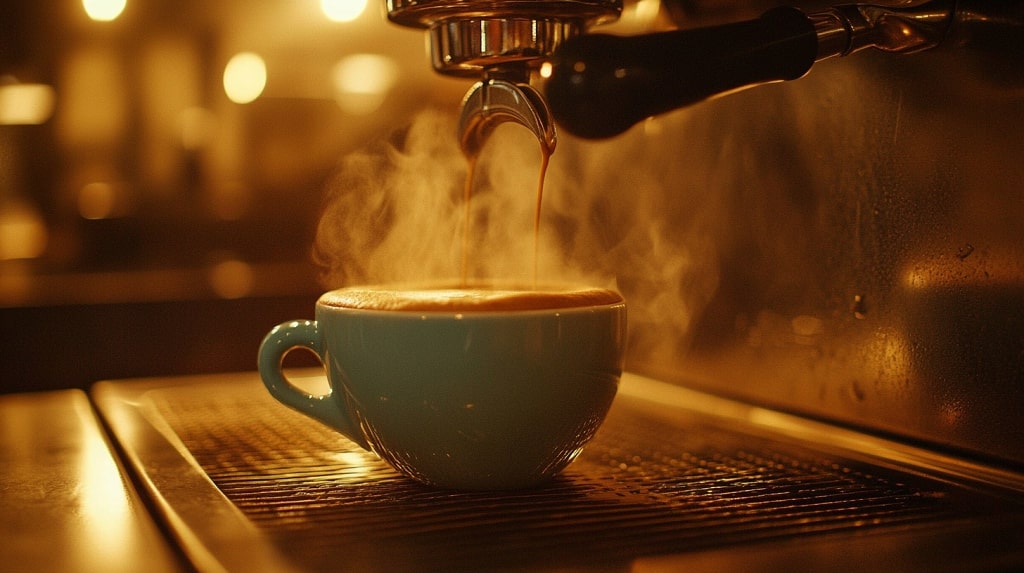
[258,320,369,449]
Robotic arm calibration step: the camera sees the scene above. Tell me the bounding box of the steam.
[314,110,468,285]
[314,107,723,362]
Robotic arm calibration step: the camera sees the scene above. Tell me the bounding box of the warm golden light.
[208,258,255,299]
[74,401,134,571]
[178,106,217,151]
[321,0,367,22]
[78,182,123,220]
[83,0,127,21]
[0,200,48,260]
[332,54,399,115]
[56,47,128,146]
[223,52,267,104]
[631,0,662,25]
[329,451,376,481]
[207,183,251,221]
[0,82,56,125]
[791,314,824,346]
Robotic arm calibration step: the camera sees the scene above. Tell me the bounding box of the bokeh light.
[0,82,56,125]
[223,52,267,104]
[332,54,399,115]
[83,0,127,22]
[321,0,367,22]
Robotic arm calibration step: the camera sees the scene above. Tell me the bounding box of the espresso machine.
[4,2,1024,572]
[380,0,1024,467]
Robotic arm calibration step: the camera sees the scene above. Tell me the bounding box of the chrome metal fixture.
[458,74,557,158]
[385,0,622,156]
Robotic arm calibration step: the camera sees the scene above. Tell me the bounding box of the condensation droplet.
[852,294,868,319]
[956,243,975,260]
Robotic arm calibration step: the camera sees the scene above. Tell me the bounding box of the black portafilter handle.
[544,6,818,139]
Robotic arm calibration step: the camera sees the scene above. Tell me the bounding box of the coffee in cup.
[258,283,626,490]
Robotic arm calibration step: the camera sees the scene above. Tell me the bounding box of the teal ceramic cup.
[258,284,626,490]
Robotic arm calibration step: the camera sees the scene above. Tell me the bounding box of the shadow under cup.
[258,285,627,490]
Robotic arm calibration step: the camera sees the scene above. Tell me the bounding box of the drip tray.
[92,372,1024,573]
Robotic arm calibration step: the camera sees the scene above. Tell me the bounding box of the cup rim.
[316,282,625,315]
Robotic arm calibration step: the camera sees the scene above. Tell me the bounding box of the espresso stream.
[462,141,552,287]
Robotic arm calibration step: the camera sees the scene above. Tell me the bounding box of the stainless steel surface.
[427,18,582,76]
[810,0,1024,61]
[812,1,955,60]
[532,2,1023,465]
[0,390,184,573]
[384,0,620,156]
[93,376,301,573]
[93,371,1024,572]
[612,39,1024,464]
[459,76,556,157]
[386,0,622,76]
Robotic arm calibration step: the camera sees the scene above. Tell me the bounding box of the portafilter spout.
[544,0,1024,139]
[459,73,557,158]
[385,0,622,156]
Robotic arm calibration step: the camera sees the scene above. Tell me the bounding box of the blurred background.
[0,0,668,393]
[0,0,471,392]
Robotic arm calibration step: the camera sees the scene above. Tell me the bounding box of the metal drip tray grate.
[94,373,1023,572]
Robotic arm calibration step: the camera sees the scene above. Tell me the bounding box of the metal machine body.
[384,0,1024,468]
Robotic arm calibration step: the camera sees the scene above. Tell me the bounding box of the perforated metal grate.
[147,382,985,572]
